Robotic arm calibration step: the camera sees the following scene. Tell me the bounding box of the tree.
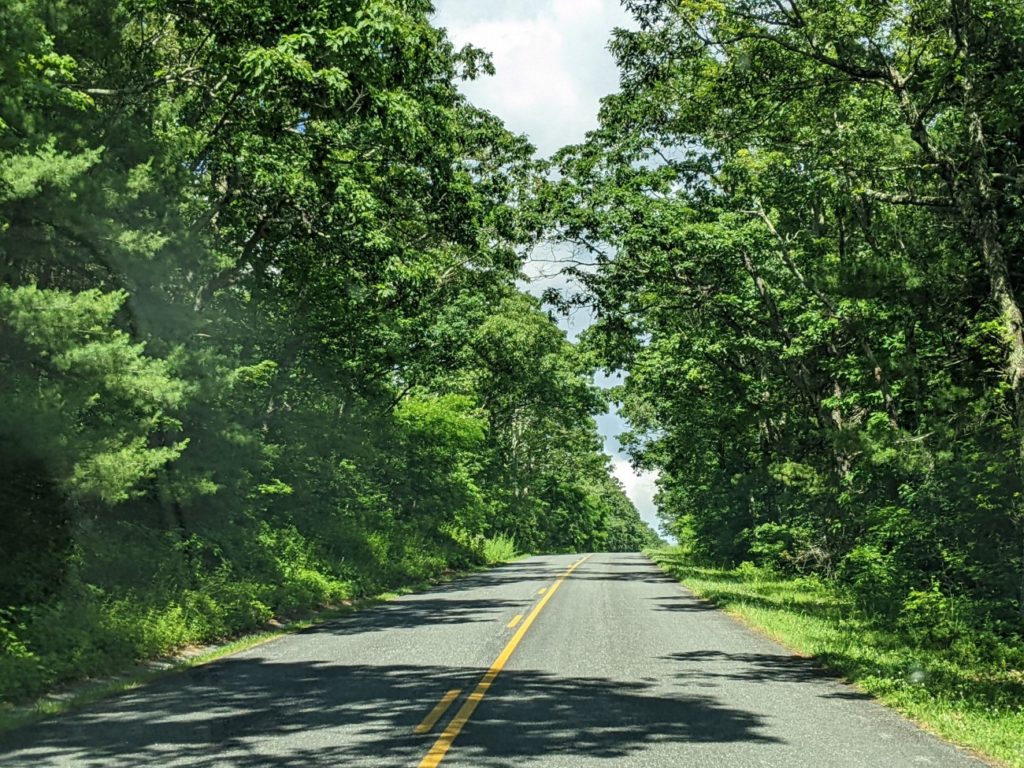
[546,0,1024,623]
[0,0,641,702]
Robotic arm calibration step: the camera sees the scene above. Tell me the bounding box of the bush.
[898,581,973,649]
[747,522,802,570]
[482,534,518,564]
[839,544,901,616]
[0,612,44,700]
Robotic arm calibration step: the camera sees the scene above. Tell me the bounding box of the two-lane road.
[1,553,988,767]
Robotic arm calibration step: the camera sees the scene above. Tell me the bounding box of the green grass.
[647,546,1024,768]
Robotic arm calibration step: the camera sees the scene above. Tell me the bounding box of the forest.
[0,0,657,703]
[547,0,1024,670]
[4,0,1024,730]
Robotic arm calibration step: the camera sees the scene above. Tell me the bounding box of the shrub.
[0,611,44,700]
[839,544,901,616]
[482,534,518,564]
[898,581,973,649]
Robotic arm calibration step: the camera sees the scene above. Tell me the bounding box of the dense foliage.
[548,0,1024,647]
[0,0,656,702]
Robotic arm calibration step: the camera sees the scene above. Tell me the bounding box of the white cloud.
[552,0,606,22]
[611,457,661,532]
[432,0,632,157]
[431,0,629,327]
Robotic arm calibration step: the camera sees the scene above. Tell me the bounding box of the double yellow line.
[417,555,591,768]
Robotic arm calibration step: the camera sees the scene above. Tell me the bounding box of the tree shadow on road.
[567,567,681,584]
[648,597,718,613]
[307,595,525,636]
[318,555,684,638]
[1,655,780,767]
[662,649,838,686]
[0,554,792,767]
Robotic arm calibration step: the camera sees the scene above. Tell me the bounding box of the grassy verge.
[0,550,521,735]
[647,546,1024,768]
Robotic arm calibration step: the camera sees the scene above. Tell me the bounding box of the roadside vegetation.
[0,541,519,735]
[649,547,1024,768]
[0,0,658,709]
[544,2,1024,762]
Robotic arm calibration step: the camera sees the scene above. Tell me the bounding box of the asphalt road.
[1,553,990,767]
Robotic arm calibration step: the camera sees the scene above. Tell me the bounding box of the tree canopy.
[0,0,657,702]
[546,0,1024,636]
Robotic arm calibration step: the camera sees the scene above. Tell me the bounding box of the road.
[0,553,989,767]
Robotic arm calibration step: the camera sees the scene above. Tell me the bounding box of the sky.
[431,0,663,536]
[431,0,629,156]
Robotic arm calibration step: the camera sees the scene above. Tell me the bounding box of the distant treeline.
[547,0,1024,650]
[0,0,657,702]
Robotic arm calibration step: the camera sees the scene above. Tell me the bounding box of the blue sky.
[432,1,661,534]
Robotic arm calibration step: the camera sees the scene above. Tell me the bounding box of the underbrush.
[647,546,1024,768]
[481,533,518,564]
[0,520,502,708]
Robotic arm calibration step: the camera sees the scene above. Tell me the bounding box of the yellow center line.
[414,689,462,734]
[418,555,592,768]
[506,613,523,629]
[537,586,547,595]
